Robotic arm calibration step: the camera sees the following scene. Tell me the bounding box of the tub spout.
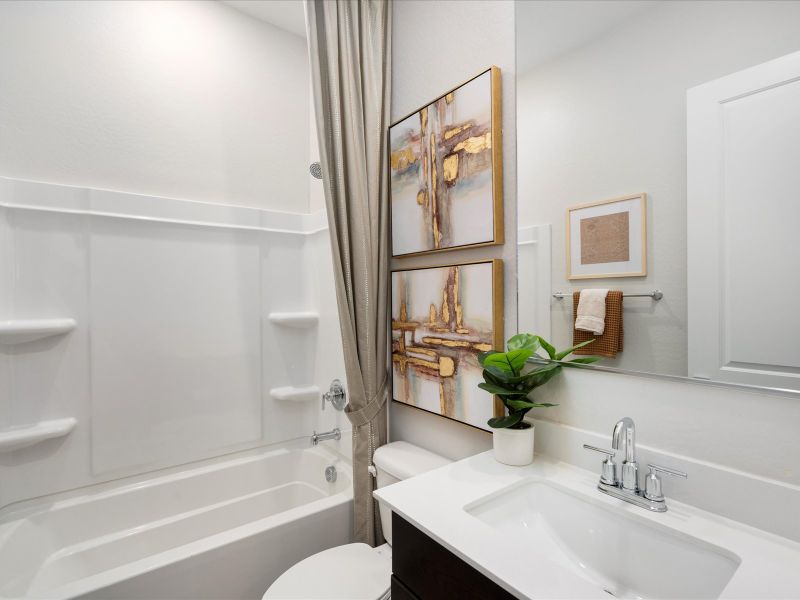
[311,428,341,446]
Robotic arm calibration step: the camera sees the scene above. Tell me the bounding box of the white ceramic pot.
[492,424,535,466]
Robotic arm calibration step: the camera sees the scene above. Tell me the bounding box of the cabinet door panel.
[392,513,516,600]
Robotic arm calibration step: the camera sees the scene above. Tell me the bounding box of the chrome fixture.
[311,428,341,446]
[322,379,347,411]
[325,465,337,482]
[552,290,663,300]
[584,417,687,512]
[612,416,638,491]
[643,463,686,502]
[309,161,323,180]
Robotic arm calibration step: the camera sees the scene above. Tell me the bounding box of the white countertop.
[374,451,800,599]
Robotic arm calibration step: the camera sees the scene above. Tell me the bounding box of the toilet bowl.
[262,442,451,600]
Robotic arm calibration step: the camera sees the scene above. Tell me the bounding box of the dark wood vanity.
[391,513,517,600]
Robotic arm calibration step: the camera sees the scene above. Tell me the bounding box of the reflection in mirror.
[516,0,800,391]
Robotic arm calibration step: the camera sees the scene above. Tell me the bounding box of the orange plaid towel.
[572,291,623,358]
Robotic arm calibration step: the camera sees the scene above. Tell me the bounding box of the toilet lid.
[263,543,391,600]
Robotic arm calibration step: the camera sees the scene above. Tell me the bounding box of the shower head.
[309,162,323,180]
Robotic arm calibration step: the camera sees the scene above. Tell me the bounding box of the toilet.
[263,441,451,600]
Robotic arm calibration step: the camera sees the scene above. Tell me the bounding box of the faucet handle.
[583,444,617,485]
[322,379,347,411]
[644,463,687,501]
[648,463,687,479]
[583,444,615,457]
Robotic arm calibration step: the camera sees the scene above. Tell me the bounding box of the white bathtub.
[0,444,353,600]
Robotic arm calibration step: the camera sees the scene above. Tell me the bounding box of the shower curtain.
[305,0,392,546]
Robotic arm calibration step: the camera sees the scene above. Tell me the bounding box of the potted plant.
[478,333,599,466]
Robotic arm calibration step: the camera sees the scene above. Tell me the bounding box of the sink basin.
[465,479,741,599]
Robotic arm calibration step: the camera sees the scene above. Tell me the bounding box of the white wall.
[389,0,516,460]
[516,0,800,376]
[0,0,310,212]
[0,1,349,509]
[0,179,348,508]
[390,1,800,537]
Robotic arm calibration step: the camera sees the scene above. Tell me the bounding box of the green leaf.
[478,382,527,396]
[568,356,601,364]
[483,362,560,390]
[525,363,562,388]
[519,362,560,382]
[483,349,532,375]
[507,349,534,372]
[533,335,557,359]
[478,335,603,415]
[524,362,561,376]
[483,365,513,384]
[482,352,513,373]
[505,399,537,410]
[506,333,540,353]
[505,398,560,411]
[554,339,595,360]
[487,413,524,429]
[477,350,500,367]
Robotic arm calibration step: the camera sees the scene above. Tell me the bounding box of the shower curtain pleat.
[305,0,391,546]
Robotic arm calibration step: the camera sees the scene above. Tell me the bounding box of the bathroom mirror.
[515,0,800,393]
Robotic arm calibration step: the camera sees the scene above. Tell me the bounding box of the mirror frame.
[522,352,800,399]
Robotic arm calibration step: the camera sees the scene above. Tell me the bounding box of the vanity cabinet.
[391,513,517,600]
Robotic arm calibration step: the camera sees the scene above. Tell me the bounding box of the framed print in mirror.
[567,193,647,280]
[389,66,503,257]
[391,260,503,431]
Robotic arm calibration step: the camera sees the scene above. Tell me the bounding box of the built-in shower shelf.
[0,318,77,345]
[267,312,319,328]
[0,417,77,452]
[269,386,320,402]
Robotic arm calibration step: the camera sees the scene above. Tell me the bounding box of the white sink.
[466,479,741,599]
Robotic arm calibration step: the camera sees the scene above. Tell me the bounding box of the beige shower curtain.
[305,0,392,546]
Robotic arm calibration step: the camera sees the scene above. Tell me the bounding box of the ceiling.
[220,1,661,70]
[517,0,661,74]
[221,0,307,38]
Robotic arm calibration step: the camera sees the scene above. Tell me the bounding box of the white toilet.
[263,441,451,600]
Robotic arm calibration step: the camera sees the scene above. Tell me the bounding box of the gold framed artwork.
[391,259,504,431]
[389,66,503,258]
[566,193,647,280]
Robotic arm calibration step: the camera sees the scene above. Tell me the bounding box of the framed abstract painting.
[566,193,647,279]
[391,260,503,431]
[389,66,503,257]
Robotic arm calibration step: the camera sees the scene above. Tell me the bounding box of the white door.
[687,50,800,389]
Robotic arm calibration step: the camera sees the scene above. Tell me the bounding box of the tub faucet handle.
[322,379,347,411]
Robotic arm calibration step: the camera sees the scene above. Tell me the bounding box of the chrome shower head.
[309,162,323,180]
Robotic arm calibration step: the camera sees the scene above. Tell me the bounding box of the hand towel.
[573,291,624,358]
[575,289,609,335]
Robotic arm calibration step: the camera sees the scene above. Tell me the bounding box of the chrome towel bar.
[553,290,663,301]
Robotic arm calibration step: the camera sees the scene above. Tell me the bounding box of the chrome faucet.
[612,417,638,491]
[584,417,687,512]
[311,428,341,446]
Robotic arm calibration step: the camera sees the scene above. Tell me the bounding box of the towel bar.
[553,290,663,300]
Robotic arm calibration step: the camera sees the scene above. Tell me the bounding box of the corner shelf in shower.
[267,312,319,328]
[0,417,77,452]
[269,385,320,402]
[0,318,77,345]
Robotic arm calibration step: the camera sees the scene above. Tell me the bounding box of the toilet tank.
[372,441,451,545]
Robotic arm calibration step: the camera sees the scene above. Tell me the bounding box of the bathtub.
[0,444,353,600]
